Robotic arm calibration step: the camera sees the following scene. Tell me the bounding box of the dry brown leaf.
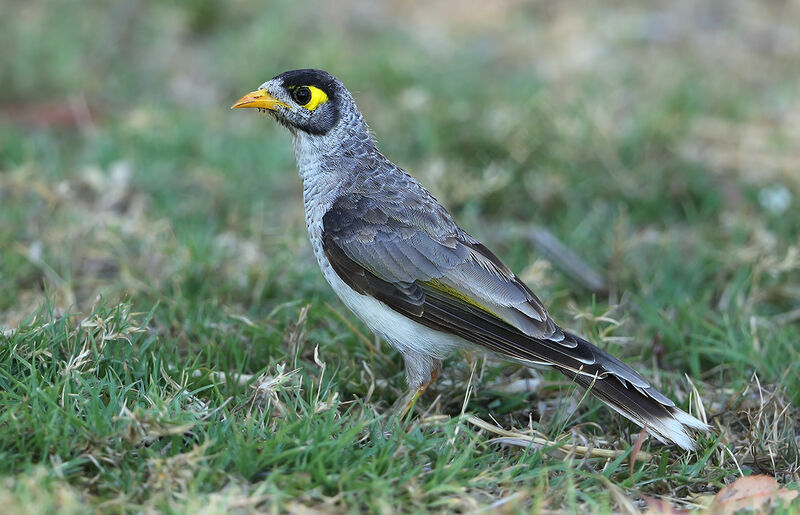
[711,474,798,514]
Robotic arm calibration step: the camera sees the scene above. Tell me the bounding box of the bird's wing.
[321,192,563,341]
[321,192,645,378]
[321,192,625,375]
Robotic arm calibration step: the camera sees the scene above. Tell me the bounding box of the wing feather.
[323,194,560,339]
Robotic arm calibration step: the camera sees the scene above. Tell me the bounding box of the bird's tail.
[392,279,709,448]
[554,332,709,450]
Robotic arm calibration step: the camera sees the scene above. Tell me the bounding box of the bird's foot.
[392,386,426,420]
[390,366,440,420]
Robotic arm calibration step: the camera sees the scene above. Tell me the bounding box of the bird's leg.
[392,358,441,419]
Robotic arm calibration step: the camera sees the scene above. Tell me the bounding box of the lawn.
[1,0,798,512]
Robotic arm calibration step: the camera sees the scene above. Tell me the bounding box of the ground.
[0,0,799,512]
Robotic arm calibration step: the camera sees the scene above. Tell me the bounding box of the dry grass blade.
[466,416,651,461]
[235,364,301,419]
[284,304,310,362]
[684,373,708,425]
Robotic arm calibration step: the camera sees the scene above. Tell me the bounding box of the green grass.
[1,0,799,512]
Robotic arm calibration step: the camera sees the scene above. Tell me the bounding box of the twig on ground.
[527,225,608,294]
[466,415,651,461]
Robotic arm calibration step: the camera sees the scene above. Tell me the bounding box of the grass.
[1,0,799,512]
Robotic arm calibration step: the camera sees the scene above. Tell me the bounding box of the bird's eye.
[292,86,312,106]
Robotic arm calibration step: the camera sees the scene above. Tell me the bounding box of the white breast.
[294,130,466,364]
[303,196,465,361]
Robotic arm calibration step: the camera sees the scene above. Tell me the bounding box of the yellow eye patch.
[287,85,329,111]
[302,86,328,111]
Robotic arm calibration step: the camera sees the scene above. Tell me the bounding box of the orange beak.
[231,89,288,110]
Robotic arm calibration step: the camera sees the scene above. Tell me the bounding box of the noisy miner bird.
[233,69,709,450]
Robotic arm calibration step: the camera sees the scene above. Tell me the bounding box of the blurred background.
[1,0,799,507]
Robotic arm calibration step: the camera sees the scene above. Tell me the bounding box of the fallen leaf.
[711,474,798,514]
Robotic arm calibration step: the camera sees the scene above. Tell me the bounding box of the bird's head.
[232,69,360,137]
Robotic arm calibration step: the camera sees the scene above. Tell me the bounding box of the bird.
[232,69,709,450]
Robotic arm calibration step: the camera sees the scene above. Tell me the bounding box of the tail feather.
[557,332,709,450]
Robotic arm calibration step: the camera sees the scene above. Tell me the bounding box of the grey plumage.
[233,68,710,450]
[322,192,559,339]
